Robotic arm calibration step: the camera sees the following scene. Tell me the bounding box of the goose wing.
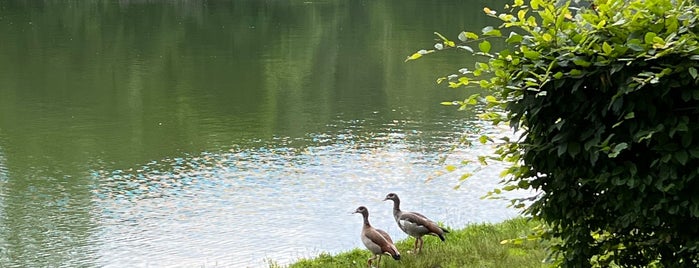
[363,227,399,256]
[375,228,394,244]
[398,211,446,239]
[373,228,400,258]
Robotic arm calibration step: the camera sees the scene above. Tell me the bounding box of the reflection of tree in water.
[0,1,510,266]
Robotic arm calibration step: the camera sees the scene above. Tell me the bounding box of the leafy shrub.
[410,0,699,266]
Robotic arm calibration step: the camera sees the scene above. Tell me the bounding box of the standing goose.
[353,206,401,268]
[383,193,449,254]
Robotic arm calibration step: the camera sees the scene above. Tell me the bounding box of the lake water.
[0,0,529,267]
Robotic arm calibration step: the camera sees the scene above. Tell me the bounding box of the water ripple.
[87,119,531,267]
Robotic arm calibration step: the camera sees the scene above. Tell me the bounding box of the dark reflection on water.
[0,0,520,267]
[0,164,99,267]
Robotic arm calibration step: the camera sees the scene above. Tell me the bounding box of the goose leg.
[413,238,419,253]
[368,254,382,268]
[417,237,424,253]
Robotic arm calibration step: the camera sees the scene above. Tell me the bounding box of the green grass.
[273,217,550,268]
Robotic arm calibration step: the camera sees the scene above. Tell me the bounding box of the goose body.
[354,206,400,267]
[383,193,449,253]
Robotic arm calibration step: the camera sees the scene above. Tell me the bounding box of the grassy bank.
[274,217,549,268]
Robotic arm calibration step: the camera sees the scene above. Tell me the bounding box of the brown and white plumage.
[354,206,400,268]
[383,193,449,254]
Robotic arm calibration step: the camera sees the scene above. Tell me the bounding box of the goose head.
[383,193,399,202]
[354,206,369,216]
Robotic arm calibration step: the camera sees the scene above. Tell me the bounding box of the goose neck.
[361,211,371,227]
[392,198,401,213]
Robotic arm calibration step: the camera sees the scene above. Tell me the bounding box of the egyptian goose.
[353,206,401,267]
[383,193,449,253]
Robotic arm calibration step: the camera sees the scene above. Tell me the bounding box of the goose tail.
[438,226,449,241]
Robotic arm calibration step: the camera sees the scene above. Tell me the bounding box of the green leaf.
[485,95,498,103]
[522,50,540,60]
[463,31,479,40]
[602,42,613,55]
[609,143,628,158]
[689,67,698,79]
[445,165,457,172]
[459,173,473,181]
[596,20,606,28]
[573,58,592,67]
[479,135,490,144]
[506,33,523,44]
[498,14,514,22]
[484,28,502,37]
[661,153,672,163]
[674,151,688,165]
[644,32,657,44]
[434,32,450,42]
[569,69,583,76]
[465,94,479,105]
[502,185,518,191]
[405,53,422,61]
[476,62,490,71]
[478,155,488,165]
[557,143,567,156]
[681,133,692,148]
[652,36,665,47]
[479,40,492,54]
[517,9,528,21]
[627,38,645,51]
[542,33,552,42]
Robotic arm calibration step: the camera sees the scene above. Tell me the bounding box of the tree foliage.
[410,0,699,266]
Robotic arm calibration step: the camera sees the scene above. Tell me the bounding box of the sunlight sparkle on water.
[88,121,531,267]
